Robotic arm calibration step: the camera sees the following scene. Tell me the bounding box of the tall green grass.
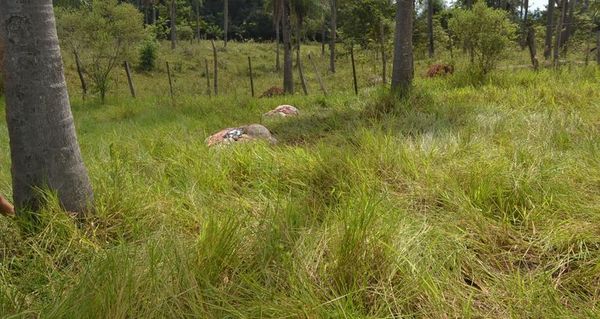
[0,42,599,318]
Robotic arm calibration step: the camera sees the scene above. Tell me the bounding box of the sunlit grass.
[0,41,599,318]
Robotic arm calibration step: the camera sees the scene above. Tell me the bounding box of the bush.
[56,0,146,102]
[449,3,517,74]
[178,25,194,41]
[138,39,158,72]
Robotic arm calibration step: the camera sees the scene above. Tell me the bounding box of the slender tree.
[194,0,202,41]
[563,0,576,54]
[596,29,600,65]
[391,0,414,94]
[0,0,94,215]
[224,0,229,47]
[427,0,434,58]
[554,0,567,66]
[329,0,337,73]
[272,0,284,71]
[544,0,554,59]
[170,0,177,49]
[282,0,294,93]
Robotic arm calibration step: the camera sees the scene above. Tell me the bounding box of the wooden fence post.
[308,53,327,95]
[205,58,212,97]
[297,51,308,95]
[123,61,136,98]
[166,61,174,102]
[211,39,218,96]
[74,50,87,100]
[350,45,358,95]
[248,56,255,97]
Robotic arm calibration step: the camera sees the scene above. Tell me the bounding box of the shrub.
[178,25,194,41]
[56,0,146,102]
[138,39,158,72]
[449,3,517,74]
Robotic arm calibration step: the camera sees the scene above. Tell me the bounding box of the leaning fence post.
[308,53,327,96]
[123,61,136,98]
[205,58,212,97]
[350,45,358,95]
[248,56,255,97]
[211,39,218,96]
[74,50,87,100]
[166,61,174,103]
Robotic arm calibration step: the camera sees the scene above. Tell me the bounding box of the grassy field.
[1,41,600,318]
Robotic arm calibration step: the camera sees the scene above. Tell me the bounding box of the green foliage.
[56,0,146,102]
[178,25,195,41]
[338,0,394,48]
[138,39,158,72]
[449,2,517,74]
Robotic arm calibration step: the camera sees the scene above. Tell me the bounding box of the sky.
[529,0,547,11]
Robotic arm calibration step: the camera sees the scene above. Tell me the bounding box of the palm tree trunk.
[0,0,94,215]
[427,0,434,58]
[282,0,294,93]
[329,0,337,73]
[224,0,229,47]
[544,0,554,60]
[391,0,414,95]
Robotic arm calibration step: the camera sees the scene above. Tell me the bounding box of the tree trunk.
[0,0,94,215]
[562,0,576,55]
[170,0,177,50]
[224,0,229,47]
[276,20,281,71]
[543,0,554,60]
[321,18,326,57]
[195,0,201,41]
[391,0,414,95]
[553,0,567,66]
[427,0,434,58]
[520,0,529,48]
[329,0,337,73]
[527,25,539,70]
[296,25,308,95]
[152,4,156,25]
[282,0,294,93]
[597,31,600,65]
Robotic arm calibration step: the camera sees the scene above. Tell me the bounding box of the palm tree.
[391,0,414,94]
[0,0,94,215]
